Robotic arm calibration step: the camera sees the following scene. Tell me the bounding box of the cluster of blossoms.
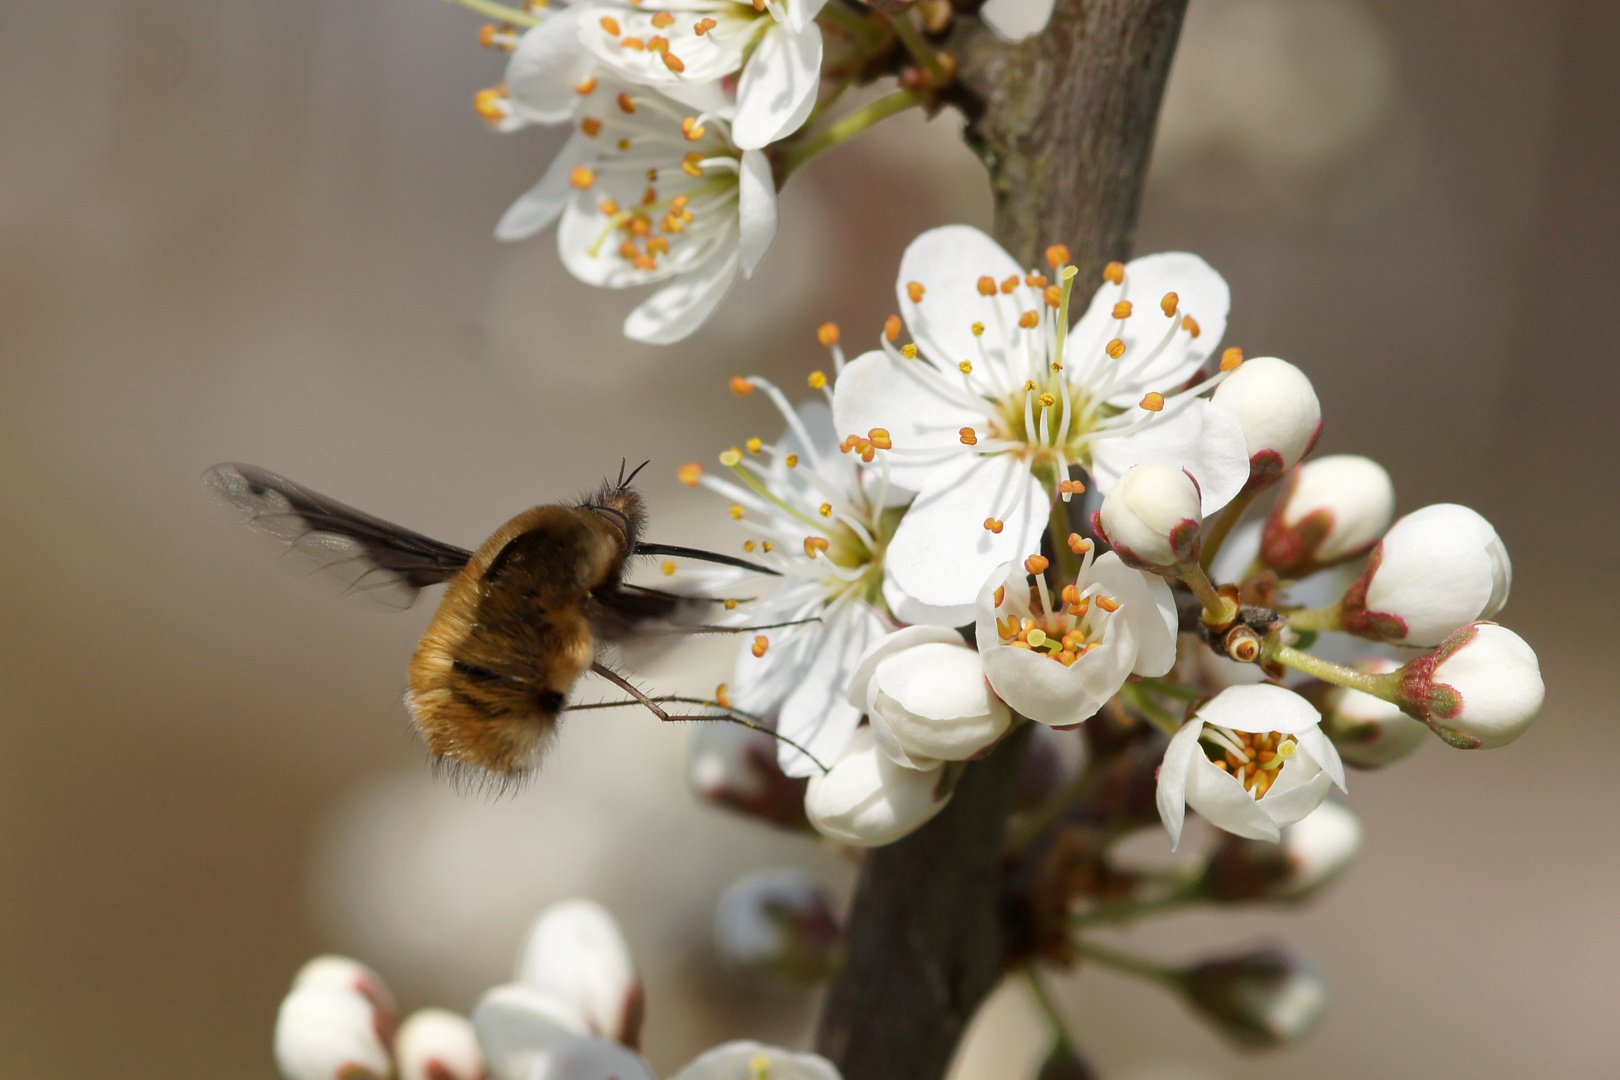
[671,223,1543,852]
[275,899,844,1080]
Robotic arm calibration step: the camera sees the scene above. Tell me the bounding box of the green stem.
[1198,488,1257,573]
[1048,488,1080,584]
[1071,938,1184,989]
[780,89,925,176]
[1070,883,1202,929]
[819,0,890,48]
[1135,677,1202,701]
[1024,971,1075,1051]
[1119,682,1183,738]
[442,0,540,28]
[1178,562,1238,626]
[1283,602,1342,632]
[1266,642,1401,700]
[882,10,950,86]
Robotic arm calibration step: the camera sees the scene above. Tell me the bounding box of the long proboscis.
[565,694,828,773]
[635,542,781,576]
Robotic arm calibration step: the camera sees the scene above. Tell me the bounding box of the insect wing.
[203,462,473,610]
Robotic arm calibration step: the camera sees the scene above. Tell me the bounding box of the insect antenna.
[581,663,829,773]
[631,617,823,637]
[636,542,781,576]
[619,459,650,488]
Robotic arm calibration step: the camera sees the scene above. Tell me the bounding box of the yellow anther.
[570,165,596,188]
[729,504,745,519]
[1018,310,1039,329]
[808,370,827,389]
[1140,391,1165,412]
[715,683,732,708]
[723,598,738,610]
[994,585,1006,606]
[959,426,978,445]
[1103,261,1125,285]
[1023,380,1037,392]
[901,344,918,359]
[1046,244,1071,269]
[977,276,997,296]
[907,281,926,302]
[1061,584,1081,606]
[600,14,622,34]
[752,635,770,657]
[1112,301,1133,319]
[1067,532,1091,554]
[617,91,636,113]
[804,536,830,557]
[677,462,703,486]
[1097,595,1121,613]
[959,360,973,374]
[1001,275,1020,294]
[663,559,677,575]
[1059,480,1086,496]
[1161,292,1179,317]
[600,198,620,215]
[646,236,669,256]
[983,517,1004,534]
[474,87,508,123]
[647,35,669,52]
[1182,314,1202,338]
[651,11,675,25]
[1106,338,1125,359]
[681,116,706,140]
[817,322,840,346]
[694,16,717,32]
[762,541,773,552]
[729,375,753,396]
[1221,346,1244,371]
[1044,285,1063,308]
[884,314,902,342]
[662,50,686,72]
[746,437,763,453]
[819,502,833,517]
[576,76,598,94]
[971,321,985,336]
[621,36,646,49]
[1024,554,1050,575]
[1038,392,1056,408]
[1026,274,1048,289]
[744,540,757,552]
[618,138,632,150]
[784,453,799,467]
[681,152,705,177]
[867,427,892,450]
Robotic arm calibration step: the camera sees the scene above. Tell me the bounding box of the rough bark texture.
[814,3,1187,1078]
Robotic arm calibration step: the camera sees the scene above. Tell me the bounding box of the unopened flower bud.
[1339,503,1511,646]
[1210,357,1322,491]
[1260,455,1395,578]
[395,1009,486,1080]
[1180,946,1327,1048]
[713,868,843,985]
[1395,623,1543,749]
[1319,659,1428,768]
[275,958,397,1080]
[515,900,643,1047]
[1093,463,1203,572]
[686,722,810,830]
[1203,800,1362,902]
[670,1041,841,1080]
[849,626,1011,769]
[805,726,952,847]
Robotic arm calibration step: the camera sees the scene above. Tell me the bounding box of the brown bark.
[814,3,1187,1078]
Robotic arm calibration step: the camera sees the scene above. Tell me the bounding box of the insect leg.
[635,542,781,576]
[631,617,823,637]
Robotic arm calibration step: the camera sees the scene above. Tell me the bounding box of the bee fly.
[203,461,818,780]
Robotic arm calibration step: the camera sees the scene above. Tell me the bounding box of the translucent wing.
[203,462,473,611]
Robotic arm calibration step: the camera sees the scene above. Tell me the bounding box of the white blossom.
[848,626,1012,768]
[1157,683,1346,848]
[1395,622,1543,749]
[1093,461,1205,571]
[832,225,1248,616]
[494,78,777,344]
[1182,947,1327,1048]
[1208,356,1321,489]
[1319,658,1427,768]
[670,1041,842,1080]
[275,958,397,1080]
[1339,503,1510,646]
[1275,800,1363,898]
[1260,454,1394,578]
[974,546,1176,727]
[804,726,951,846]
[713,867,842,983]
[514,899,642,1046]
[396,1009,487,1080]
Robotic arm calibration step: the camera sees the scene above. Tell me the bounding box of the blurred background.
[1,0,1616,1076]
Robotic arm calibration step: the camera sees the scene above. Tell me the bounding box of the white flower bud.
[713,868,842,985]
[805,726,951,847]
[1340,503,1511,646]
[1093,462,1204,571]
[849,626,1011,769]
[686,722,810,830]
[1203,800,1363,901]
[1260,455,1395,577]
[395,1009,486,1080]
[515,900,642,1047]
[1396,623,1543,749]
[1181,947,1327,1048]
[670,1041,841,1080]
[1210,357,1322,489]
[1320,659,1428,767]
[276,959,397,1080]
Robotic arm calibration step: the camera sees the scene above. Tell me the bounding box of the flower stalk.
[781,89,927,176]
[1265,641,1401,701]
[443,0,540,28]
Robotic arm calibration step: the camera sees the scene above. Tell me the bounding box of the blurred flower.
[274,957,398,1080]
[1208,356,1321,491]
[1318,658,1428,767]
[495,79,776,344]
[687,721,811,829]
[1180,945,1327,1048]
[670,1041,842,1080]
[804,726,951,846]
[1338,503,1511,646]
[1395,623,1544,749]
[514,899,644,1046]
[684,385,895,777]
[975,548,1177,727]
[1203,799,1363,901]
[1157,683,1347,848]
[850,626,1012,769]
[833,225,1247,616]
[713,867,843,984]
[1260,454,1394,578]
[1093,462,1205,572]
[475,985,655,1080]
[396,1009,488,1080]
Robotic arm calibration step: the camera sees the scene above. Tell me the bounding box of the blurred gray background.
[0,0,1616,1076]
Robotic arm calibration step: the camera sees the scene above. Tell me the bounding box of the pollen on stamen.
[752,636,770,658]
[570,165,596,189]
[723,599,738,610]
[884,314,902,342]
[1046,244,1071,269]
[647,236,670,256]
[720,448,743,467]
[867,427,892,450]
[576,76,598,94]
[1161,292,1179,317]
[977,276,997,296]
[1067,532,1091,553]
[1182,314,1202,338]
[994,585,1006,606]
[1024,555,1050,575]
[804,536,830,558]
[1044,285,1063,308]
[681,116,706,140]
[901,344,918,359]
[1112,301,1133,319]
[1221,346,1244,371]
[983,518,1005,534]
[621,36,646,49]
[715,683,733,708]
[785,453,799,467]
[647,35,669,52]
[808,370,827,389]
[959,426,978,445]
[1038,392,1056,408]
[1103,261,1125,285]
[1018,310,1039,329]
[1106,338,1125,359]
[906,281,926,302]
[1026,274,1048,289]
[1024,380,1037,392]
[677,462,703,486]
[617,92,637,113]
[971,321,985,337]
[818,502,832,517]
[1097,596,1121,613]
[651,11,675,26]
[817,322,840,346]
[600,15,622,34]
[744,540,756,552]
[600,198,620,215]
[730,375,754,395]
[474,87,509,123]
[662,51,686,72]
[1140,392,1165,412]
[1000,275,1020,294]
[661,560,677,576]
[729,504,745,520]
[1061,584,1081,606]
[762,541,774,552]
[618,138,633,150]
[1060,480,1086,497]
[694,16,717,32]
[746,437,763,453]
[681,152,705,177]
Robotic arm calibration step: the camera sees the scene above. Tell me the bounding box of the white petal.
[1196,683,1323,735]
[774,602,889,777]
[623,249,740,344]
[898,225,1027,372]
[831,348,985,490]
[1294,726,1347,792]
[737,148,778,277]
[884,572,977,628]
[578,6,742,85]
[396,1009,485,1080]
[978,0,1055,41]
[275,987,393,1080]
[783,0,831,34]
[885,456,1048,609]
[514,900,639,1043]
[471,984,587,1080]
[542,1037,656,1080]
[496,136,597,242]
[1088,397,1250,515]
[1257,768,1334,830]
[1185,756,1283,841]
[506,9,597,125]
[847,625,967,709]
[1086,552,1178,676]
[731,24,823,149]
[671,1040,841,1080]
[1156,719,1205,850]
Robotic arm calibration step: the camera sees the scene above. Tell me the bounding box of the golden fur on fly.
[406,483,644,777]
